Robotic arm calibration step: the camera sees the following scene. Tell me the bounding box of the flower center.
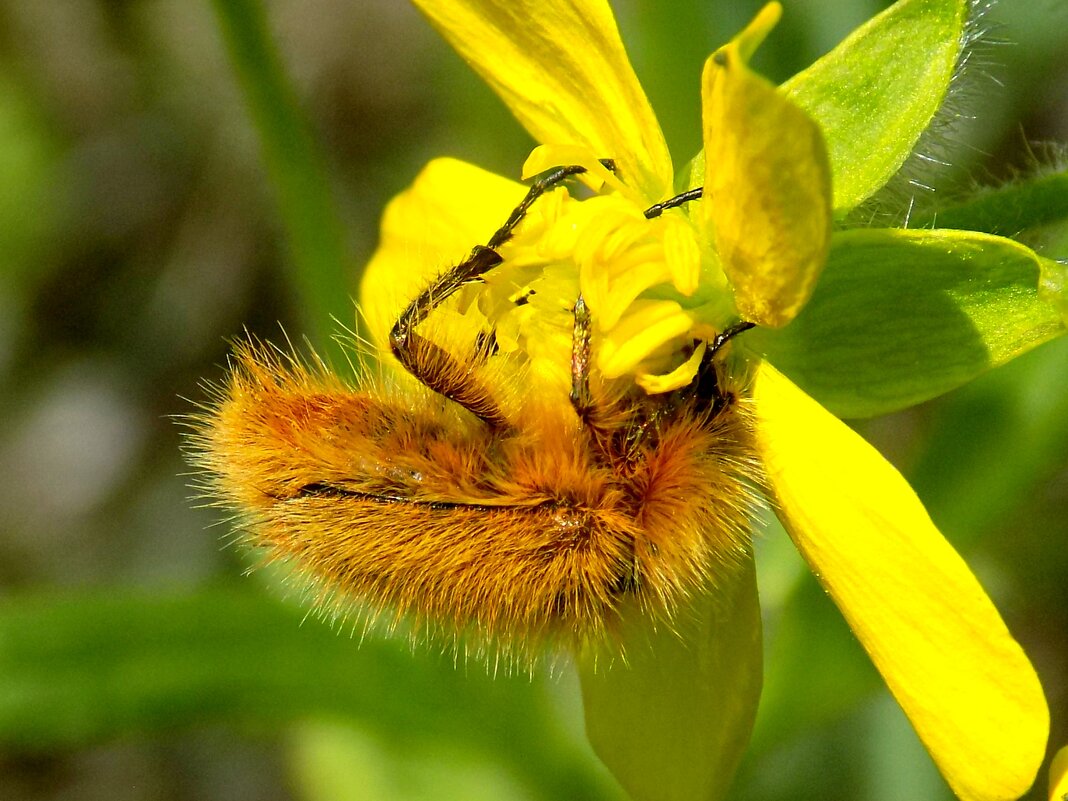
[465,166,733,400]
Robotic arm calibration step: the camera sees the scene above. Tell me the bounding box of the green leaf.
[0,586,612,801]
[782,0,968,214]
[752,229,1066,419]
[578,559,762,801]
[289,719,541,801]
[211,0,353,366]
[911,168,1068,237]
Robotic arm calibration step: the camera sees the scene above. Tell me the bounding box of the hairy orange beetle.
[191,164,760,660]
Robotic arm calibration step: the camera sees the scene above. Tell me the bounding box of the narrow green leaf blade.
[752,229,1066,419]
[579,559,762,801]
[911,168,1068,237]
[783,0,968,213]
[211,0,352,363]
[0,586,610,801]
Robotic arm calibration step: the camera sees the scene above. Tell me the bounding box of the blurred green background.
[0,0,1065,799]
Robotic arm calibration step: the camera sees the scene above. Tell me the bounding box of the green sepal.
[1040,257,1068,325]
[752,229,1066,419]
[783,0,968,214]
[578,557,762,801]
[911,168,1068,238]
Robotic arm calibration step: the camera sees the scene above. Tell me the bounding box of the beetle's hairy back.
[191,343,759,658]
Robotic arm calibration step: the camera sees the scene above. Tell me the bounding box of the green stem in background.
[211,0,353,369]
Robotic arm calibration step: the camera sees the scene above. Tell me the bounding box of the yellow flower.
[360,1,1048,799]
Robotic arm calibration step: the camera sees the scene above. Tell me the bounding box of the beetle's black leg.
[389,162,612,428]
[692,321,756,413]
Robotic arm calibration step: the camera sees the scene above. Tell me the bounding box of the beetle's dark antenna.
[643,187,703,219]
[390,160,615,428]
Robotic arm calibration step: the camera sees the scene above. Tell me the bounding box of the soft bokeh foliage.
[0,1,1065,800]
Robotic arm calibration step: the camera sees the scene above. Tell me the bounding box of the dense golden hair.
[190,339,761,662]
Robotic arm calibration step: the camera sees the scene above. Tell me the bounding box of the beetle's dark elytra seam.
[290,482,570,514]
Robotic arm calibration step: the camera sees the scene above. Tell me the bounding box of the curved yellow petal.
[411,0,672,202]
[1051,745,1068,801]
[636,342,705,395]
[661,214,701,297]
[701,3,832,328]
[597,299,693,379]
[522,144,629,198]
[752,363,1049,801]
[359,157,526,354]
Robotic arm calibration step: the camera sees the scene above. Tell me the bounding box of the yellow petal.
[752,363,1049,801]
[411,0,672,202]
[636,342,705,395]
[597,300,693,379]
[701,3,832,328]
[522,144,631,200]
[359,157,526,353]
[1051,745,1068,801]
[661,215,701,297]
